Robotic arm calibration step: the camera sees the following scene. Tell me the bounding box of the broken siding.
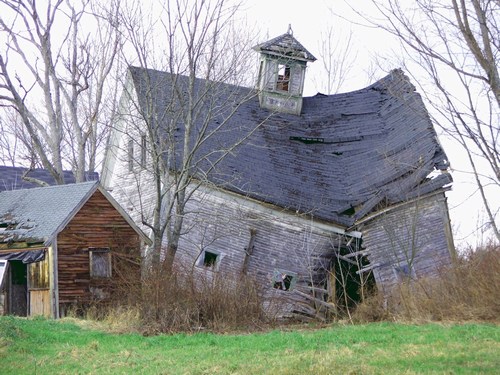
[360,192,454,294]
[172,186,353,315]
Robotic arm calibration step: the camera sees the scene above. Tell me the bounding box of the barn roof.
[0,181,151,247]
[0,165,98,192]
[127,66,451,227]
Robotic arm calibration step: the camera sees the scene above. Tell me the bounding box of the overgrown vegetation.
[87,260,267,334]
[1,316,498,374]
[354,242,500,323]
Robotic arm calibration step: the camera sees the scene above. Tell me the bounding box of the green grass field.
[1,316,499,374]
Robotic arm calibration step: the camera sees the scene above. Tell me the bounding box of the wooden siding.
[361,192,455,295]
[29,289,50,317]
[56,190,142,306]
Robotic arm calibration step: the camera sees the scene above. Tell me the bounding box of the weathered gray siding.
[360,192,455,294]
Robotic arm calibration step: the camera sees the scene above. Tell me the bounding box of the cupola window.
[276,64,291,92]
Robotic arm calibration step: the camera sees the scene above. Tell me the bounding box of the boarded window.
[272,269,297,291]
[29,257,49,289]
[89,248,112,278]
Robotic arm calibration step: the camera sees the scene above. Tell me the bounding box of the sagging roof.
[0,165,98,192]
[0,181,151,247]
[127,67,451,227]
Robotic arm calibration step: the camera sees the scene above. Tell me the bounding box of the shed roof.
[127,67,451,227]
[0,181,151,247]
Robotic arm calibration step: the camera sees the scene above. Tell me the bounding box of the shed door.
[28,256,51,317]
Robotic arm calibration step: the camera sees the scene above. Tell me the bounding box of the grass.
[0,316,499,374]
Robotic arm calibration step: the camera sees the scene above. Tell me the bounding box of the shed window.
[0,260,7,290]
[89,248,111,278]
[272,269,297,291]
[276,64,290,92]
[196,250,223,271]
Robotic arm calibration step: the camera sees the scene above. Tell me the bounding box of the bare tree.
[109,0,262,270]
[313,23,357,95]
[0,0,121,183]
[350,0,499,241]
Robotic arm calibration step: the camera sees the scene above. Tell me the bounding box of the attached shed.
[0,181,149,318]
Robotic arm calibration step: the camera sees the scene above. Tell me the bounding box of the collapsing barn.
[101,30,455,318]
[0,181,149,318]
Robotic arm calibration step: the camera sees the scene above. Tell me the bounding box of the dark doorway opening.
[9,261,28,316]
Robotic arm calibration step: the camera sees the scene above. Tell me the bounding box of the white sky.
[243,0,498,248]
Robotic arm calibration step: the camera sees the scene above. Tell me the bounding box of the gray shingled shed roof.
[0,181,98,246]
[128,67,451,227]
[0,165,98,192]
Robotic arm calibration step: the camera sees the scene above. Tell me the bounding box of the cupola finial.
[287,24,293,35]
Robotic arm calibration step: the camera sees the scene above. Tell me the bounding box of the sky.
[1,0,495,248]
[242,0,498,248]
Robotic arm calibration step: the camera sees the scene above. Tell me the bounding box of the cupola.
[253,26,316,115]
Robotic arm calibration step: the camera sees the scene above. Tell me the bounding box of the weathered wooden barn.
[101,31,455,317]
[0,181,149,318]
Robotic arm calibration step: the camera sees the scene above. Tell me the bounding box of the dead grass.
[354,242,500,323]
[81,259,269,334]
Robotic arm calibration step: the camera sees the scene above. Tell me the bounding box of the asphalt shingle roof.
[0,181,98,245]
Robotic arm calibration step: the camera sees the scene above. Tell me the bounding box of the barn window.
[89,248,112,278]
[276,64,290,92]
[127,139,134,172]
[393,263,415,281]
[196,250,223,271]
[140,134,147,168]
[272,269,297,291]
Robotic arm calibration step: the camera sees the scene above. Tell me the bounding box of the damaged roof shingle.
[0,181,98,246]
[127,67,451,227]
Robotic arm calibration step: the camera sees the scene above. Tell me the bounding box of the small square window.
[393,263,415,281]
[272,269,297,291]
[89,248,111,278]
[196,250,223,270]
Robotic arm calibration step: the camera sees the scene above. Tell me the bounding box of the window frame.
[195,249,224,271]
[272,269,297,291]
[276,63,291,92]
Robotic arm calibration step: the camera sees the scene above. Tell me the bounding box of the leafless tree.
[313,23,357,95]
[110,0,262,270]
[351,0,499,241]
[0,0,121,183]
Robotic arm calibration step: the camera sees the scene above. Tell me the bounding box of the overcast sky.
[242,0,497,248]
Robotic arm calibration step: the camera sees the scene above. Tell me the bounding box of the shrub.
[354,242,500,323]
